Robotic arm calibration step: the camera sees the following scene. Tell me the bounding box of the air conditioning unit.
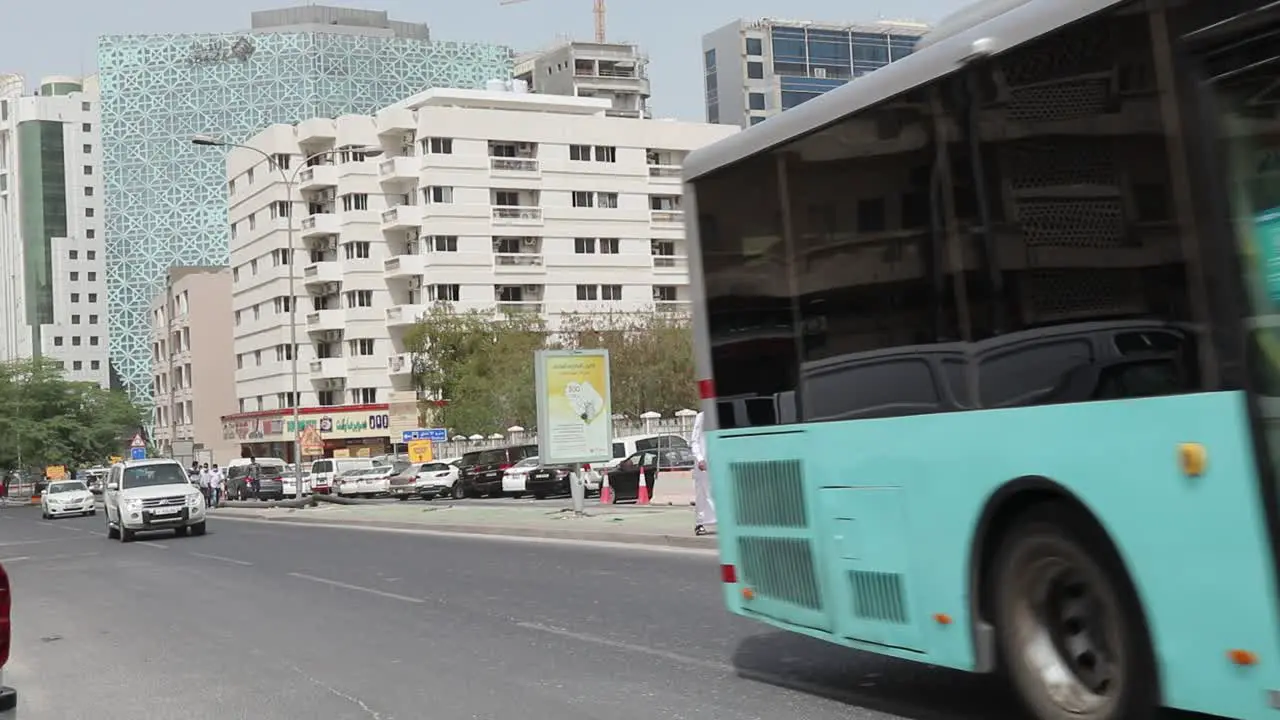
[517,142,535,153]
[522,285,539,293]
[521,237,537,247]
[812,67,827,78]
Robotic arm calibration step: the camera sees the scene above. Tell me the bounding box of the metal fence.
[424,416,697,459]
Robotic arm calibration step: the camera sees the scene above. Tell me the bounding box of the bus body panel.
[714,390,1280,718]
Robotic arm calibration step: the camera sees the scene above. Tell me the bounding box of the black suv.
[457,444,537,498]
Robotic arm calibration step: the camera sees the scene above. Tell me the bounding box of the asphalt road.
[0,502,1031,720]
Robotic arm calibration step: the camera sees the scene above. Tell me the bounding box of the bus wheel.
[991,503,1156,720]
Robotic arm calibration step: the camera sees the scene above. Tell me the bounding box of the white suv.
[104,459,207,542]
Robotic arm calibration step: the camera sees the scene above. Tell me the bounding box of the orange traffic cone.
[637,467,650,505]
[600,473,612,504]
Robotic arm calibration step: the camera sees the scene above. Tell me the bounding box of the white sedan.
[502,456,540,495]
[41,479,97,518]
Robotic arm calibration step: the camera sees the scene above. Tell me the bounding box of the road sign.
[401,428,447,443]
[130,433,146,448]
[407,440,433,463]
[129,447,146,461]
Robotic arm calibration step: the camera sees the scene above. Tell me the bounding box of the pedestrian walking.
[198,463,212,505]
[691,409,716,536]
[210,464,225,507]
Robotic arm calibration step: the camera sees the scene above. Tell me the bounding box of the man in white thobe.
[691,410,716,535]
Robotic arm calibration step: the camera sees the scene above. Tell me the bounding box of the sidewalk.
[212,501,717,549]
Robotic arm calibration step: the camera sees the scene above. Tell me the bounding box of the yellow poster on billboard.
[407,440,433,463]
[535,349,612,464]
[45,466,66,480]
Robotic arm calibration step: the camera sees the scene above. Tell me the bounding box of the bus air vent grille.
[850,570,909,624]
[729,459,805,527]
[738,536,821,610]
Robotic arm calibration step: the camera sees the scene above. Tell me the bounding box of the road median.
[211,502,717,549]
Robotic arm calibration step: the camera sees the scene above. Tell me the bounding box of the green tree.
[559,310,698,416]
[404,305,551,434]
[0,358,145,473]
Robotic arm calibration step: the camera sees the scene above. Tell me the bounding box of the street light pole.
[192,134,382,499]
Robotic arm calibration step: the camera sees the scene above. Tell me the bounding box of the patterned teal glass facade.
[97,32,512,402]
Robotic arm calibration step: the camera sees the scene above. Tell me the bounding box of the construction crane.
[500,0,606,44]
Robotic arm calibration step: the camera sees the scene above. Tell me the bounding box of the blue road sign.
[129,447,146,460]
[401,428,448,443]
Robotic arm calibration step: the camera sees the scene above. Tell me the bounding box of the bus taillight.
[720,564,736,583]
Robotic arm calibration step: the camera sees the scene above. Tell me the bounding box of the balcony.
[647,165,681,179]
[388,353,414,376]
[302,261,342,287]
[654,300,691,313]
[496,301,544,314]
[493,253,545,273]
[306,309,346,333]
[384,255,425,279]
[298,165,337,190]
[300,213,341,238]
[377,157,418,183]
[310,358,347,379]
[650,210,684,225]
[492,207,543,225]
[381,206,423,230]
[489,157,540,175]
[651,255,688,273]
[386,305,427,328]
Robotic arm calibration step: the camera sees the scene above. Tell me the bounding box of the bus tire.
[990,502,1157,720]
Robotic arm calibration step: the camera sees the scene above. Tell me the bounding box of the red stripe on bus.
[698,379,715,399]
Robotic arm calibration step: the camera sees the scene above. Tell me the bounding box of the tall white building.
[223,86,735,459]
[514,40,651,119]
[0,74,109,385]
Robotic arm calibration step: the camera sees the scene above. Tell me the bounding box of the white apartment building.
[0,74,109,385]
[514,40,651,118]
[225,85,736,433]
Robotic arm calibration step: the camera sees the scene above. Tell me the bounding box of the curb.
[215,511,717,549]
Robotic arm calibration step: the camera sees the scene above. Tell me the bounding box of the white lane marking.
[0,557,30,563]
[0,552,100,564]
[515,620,733,672]
[288,572,424,604]
[189,552,252,566]
[37,521,94,533]
[136,541,168,549]
[288,664,384,719]
[0,537,92,548]
[215,515,718,557]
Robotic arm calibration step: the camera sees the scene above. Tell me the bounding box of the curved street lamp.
[193,133,383,498]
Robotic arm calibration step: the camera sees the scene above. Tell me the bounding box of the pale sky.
[0,0,962,120]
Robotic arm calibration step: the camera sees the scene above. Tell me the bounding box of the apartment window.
[87,250,95,260]
[749,93,766,111]
[277,392,298,408]
[89,336,99,346]
[84,208,94,218]
[86,229,95,239]
[82,143,92,154]
[344,242,371,259]
[746,37,763,55]
[576,284,598,301]
[594,146,616,162]
[423,186,453,204]
[83,186,94,197]
[248,214,256,230]
[272,248,291,265]
[71,293,80,303]
[234,310,241,325]
[704,48,716,70]
[228,178,236,195]
[273,296,293,313]
[432,236,458,252]
[345,290,373,307]
[747,61,764,79]
[71,315,81,324]
[654,285,678,301]
[233,267,240,282]
[350,388,378,404]
[83,165,92,175]
[247,168,255,183]
[569,144,591,161]
[89,314,98,324]
[317,390,338,407]
[53,336,63,346]
[73,361,83,371]
[253,304,261,320]
[431,284,460,302]
[597,192,618,209]
[255,350,262,365]
[349,338,375,356]
[250,259,258,273]
[424,137,453,154]
[574,238,596,254]
[87,272,96,281]
[236,354,243,369]
[340,193,369,211]
[69,250,78,260]
[602,284,622,301]
[238,399,246,412]
[494,191,519,206]
[270,200,291,218]
[91,360,100,370]
[271,153,291,170]
[81,122,91,132]
[276,344,294,361]
[599,238,620,254]
[69,271,79,281]
[572,191,594,208]
[72,336,82,346]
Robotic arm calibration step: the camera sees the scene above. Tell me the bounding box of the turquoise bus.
[682,0,1280,718]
